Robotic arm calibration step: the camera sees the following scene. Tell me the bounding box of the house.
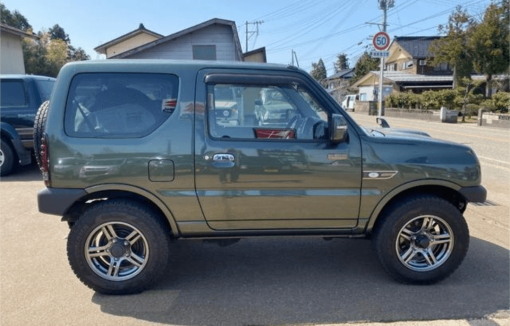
[385,36,451,75]
[95,18,251,62]
[324,68,354,103]
[1,24,38,74]
[352,36,460,101]
[243,47,267,63]
[94,23,163,59]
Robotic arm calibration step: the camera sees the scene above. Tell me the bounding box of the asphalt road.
[1,114,508,326]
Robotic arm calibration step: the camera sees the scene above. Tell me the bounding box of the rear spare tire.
[34,100,50,169]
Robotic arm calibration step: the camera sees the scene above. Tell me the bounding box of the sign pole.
[378,2,388,117]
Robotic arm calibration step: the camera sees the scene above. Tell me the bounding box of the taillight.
[41,134,50,186]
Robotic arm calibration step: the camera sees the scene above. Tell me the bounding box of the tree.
[429,6,476,88]
[334,53,349,72]
[49,24,70,44]
[0,4,32,31]
[310,58,327,84]
[68,45,90,61]
[3,4,90,76]
[470,2,510,97]
[23,32,69,77]
[350,52,380,85]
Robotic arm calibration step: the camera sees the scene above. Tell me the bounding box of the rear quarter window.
[1,80,28,107]
[35,79,55,102]
[64,73,179,138]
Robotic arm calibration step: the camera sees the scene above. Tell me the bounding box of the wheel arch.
[64,184,180,237]
[365,180,466,234]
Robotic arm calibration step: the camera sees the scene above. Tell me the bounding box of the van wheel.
[0,139,15,176]
[373,195,469,284]
[34,100,50,169]
[67,200,171,294]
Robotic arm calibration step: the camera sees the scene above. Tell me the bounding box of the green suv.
[37,60,486,294]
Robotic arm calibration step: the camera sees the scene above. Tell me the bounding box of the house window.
[403,60,413,70]
[434,62,449,71]
[193,45,217,60]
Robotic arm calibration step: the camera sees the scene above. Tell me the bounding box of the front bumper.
[459,185,487,203]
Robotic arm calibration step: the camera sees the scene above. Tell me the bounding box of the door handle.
[211,153,235,169]
[213,154,235,162]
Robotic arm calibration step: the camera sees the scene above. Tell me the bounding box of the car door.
[194,69,362,230]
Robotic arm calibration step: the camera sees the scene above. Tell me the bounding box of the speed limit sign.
[373,32,390,51]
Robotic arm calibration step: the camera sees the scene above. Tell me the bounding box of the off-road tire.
[67,200,171,295]
[373,195,469,284]
[0,139,15,176]
[33,100,50,169]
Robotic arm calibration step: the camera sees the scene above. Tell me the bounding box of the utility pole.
[377,0,394,117]
[291,50,299,67]
[245,21,264,52]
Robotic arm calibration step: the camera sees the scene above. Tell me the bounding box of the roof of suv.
[1,74,56,81]
[62,59,300,72]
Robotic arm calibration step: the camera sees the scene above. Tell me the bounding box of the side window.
[0,80,28,107]
[65,73,179,138]
[207,83,329,141]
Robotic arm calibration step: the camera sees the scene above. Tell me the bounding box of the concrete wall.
[384,108,440,122]
[355,101,378,115]
[126,24,241,61]
[1,32,25,74]
[106,33,160,58]
[481,113,510,129]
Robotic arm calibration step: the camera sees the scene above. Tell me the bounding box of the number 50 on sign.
[373,32,390,51]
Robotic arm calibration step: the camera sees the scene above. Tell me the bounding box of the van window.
[64,73,179,138]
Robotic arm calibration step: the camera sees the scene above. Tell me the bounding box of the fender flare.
[0,122,31,165]
[365,179,462,233]
[85,184,180,237]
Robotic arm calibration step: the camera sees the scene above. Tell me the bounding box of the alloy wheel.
[395,215,454,272]
[85,222,149,281]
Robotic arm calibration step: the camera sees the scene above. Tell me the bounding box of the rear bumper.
[459,185,487,203]
[38,188,87,216]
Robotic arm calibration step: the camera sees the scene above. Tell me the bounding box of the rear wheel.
[373,195,469,284]
[0,139,15,176]
[67,200,171,294]
[34,100,50,169]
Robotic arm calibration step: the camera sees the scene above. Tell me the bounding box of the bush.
[465,104,479,117]
[492,92,510,113]
[421,91,440,110]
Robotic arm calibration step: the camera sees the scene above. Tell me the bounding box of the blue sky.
[4,0,492,76]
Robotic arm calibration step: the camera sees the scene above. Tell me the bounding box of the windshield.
[35,79,55,101]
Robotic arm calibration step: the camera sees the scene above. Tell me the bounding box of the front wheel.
[373,195,469,284]
[67,200,171,294]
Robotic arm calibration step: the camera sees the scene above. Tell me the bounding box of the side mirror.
[330,114,348,144]
[254,99,262,106]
